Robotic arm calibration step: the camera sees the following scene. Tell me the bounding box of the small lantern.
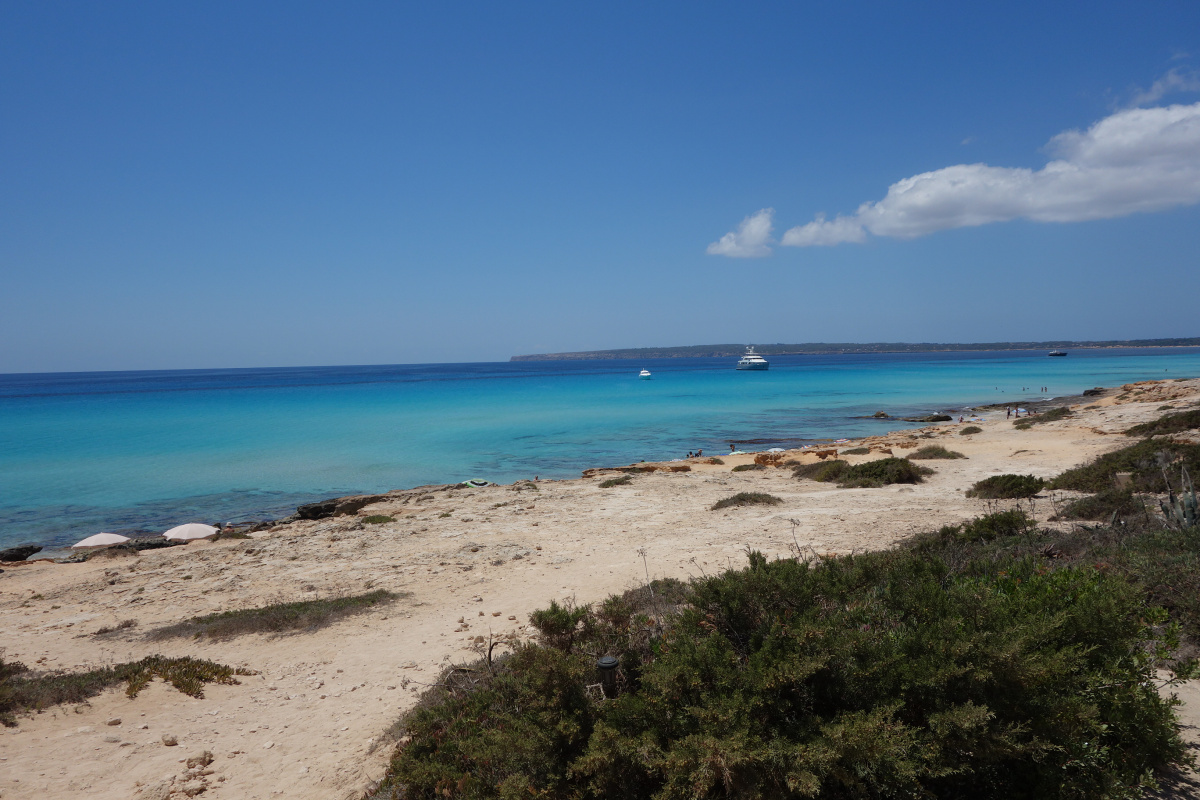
[596,655,619,697]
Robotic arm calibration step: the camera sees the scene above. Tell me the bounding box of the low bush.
[966,474,1044,499]
[93,619,137,636]
[362,515,395,524]
[931,509,1035,544]
[907,445,966,460]
[1050,439,1200,494]
[707,457,725,465]
[376,546,1193,799]
[840,447,870,454]
[152,590,401,640]
[731,463,765,472]
[959,425,983,435]
[1,655,255,727]
[1125,409,1200,438]
[792,460,849,482]
[836,457,932,487]
[598,475,632,488]
[1055,489,1147,521]
[711,492,782,510]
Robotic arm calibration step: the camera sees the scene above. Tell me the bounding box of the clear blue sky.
[3,1,1199,372]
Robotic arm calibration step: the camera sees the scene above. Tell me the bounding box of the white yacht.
[639,368,652,379]
[736,346,769,370]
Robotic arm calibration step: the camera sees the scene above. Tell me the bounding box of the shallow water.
[3,348,1200,550]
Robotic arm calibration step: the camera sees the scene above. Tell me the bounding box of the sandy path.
[1,379,1198,799]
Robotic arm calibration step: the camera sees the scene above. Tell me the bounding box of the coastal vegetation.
[151,589,401,640]
[711,492,782,510]
[793,457,932,487]
[966,474,1045,499]
[1,655,255,727]
[730,463,765,472]
[1014,406,1072,430]
[959,425,983,435]
[1050,439,1200,494]
[362,515,395,524]
[598,475,632,488]
[1055,489,1147,521]
[1125,409,1200,437]
[839,446,870,454]
[907,445,966,459]
[373,528,1196,799]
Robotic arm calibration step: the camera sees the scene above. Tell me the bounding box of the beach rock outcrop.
[1082,387,1105,397]
[0,544,41,562]
[902,414,953,422]
[873,411,890,418]
[296,494,388,520]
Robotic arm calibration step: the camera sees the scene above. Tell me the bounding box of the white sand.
[2,379,1198,799]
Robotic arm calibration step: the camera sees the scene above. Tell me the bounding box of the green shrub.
[151,590,401,640]
[1,655,255,727]
[1050,439,1200,494]
[840,447,870,454]
[934,509,1035,544]
[959,426,983,435]
[1125,409,1200,437]
[837,457,932,487]
[731,463,765,472]
[599,475,632,488]
[378,549,1191,799]
[707,457,725,465]
[966,474,1044,499]
[907,445,966,460]
[711,492,782,510]
[362,515,395,524]
[792,460,849,482]
[1056,489,1147,521]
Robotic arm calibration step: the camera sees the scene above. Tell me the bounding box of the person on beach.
[696,449,702,457]
[730,444,736,452]
[1006,407,1011,419]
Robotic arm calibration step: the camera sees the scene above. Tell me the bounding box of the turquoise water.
[3,348,1200,550]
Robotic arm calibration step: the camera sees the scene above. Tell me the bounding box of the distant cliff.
[510,338,1200,361]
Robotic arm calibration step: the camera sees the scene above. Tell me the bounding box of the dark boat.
[1048,350,1067,357]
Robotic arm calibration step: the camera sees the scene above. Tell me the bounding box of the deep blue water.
[3,348,1200,551]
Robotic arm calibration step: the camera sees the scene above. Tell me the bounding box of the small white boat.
[639,368,652,379]
[736,346,769,370]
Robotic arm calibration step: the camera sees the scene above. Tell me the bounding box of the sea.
[4,347,1200,553]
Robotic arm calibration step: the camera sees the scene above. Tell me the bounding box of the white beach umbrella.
[72,532,132,549]
[162,523,219,542]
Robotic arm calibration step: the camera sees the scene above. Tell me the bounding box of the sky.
[2,2,1200,373]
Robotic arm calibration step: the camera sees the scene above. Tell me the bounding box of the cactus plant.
[1161,465,1199,528]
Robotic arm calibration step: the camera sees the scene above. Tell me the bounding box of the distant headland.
[511,337,1200,361]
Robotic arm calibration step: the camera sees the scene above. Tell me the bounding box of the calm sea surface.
[4,348,1200,551]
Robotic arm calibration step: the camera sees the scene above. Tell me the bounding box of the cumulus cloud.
[706,208,774,257]
[773,100,1200,248]
[709,98,1200,255]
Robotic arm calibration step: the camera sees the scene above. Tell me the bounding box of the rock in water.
[0,544,42,562]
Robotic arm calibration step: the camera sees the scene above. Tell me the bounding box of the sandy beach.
[3,378,1200,800]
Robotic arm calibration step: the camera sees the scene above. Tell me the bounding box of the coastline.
[2,377,1200,799]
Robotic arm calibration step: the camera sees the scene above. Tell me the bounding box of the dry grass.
[599,475,633,488]
[907,445,966,460]
[1,655,255,726]
[711,492,782,510]
[151,589,404,640]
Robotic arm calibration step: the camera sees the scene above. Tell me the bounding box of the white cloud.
[780,213,865,247]
[767,100,1200,248]
[706,208,774,257]
[1130,68,1200,107]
